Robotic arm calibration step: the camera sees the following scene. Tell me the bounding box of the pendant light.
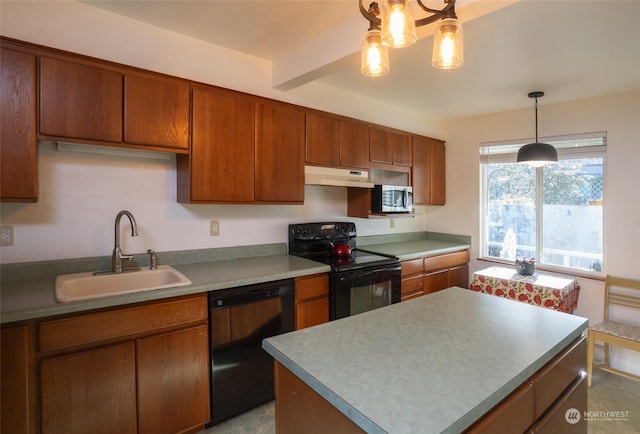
[517,91,558,167]
[380,0,417,49]
[361,2,390,77]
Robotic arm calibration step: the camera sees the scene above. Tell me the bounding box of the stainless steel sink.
[55,265,192,302]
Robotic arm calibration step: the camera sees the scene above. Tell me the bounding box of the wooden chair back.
[604,275,640,321]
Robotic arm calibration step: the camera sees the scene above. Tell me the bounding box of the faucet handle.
[146,249,158,270]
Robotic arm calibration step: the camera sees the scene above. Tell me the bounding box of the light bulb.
[389,6,407,47]
[432,18,464,69]
[438,32,455,68]
[361,29,389,77]
[381,0,417,48]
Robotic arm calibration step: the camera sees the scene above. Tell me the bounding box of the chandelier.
[359,0,463,77]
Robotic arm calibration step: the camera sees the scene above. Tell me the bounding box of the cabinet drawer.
[465,382,534,434]
[401,275,424,295]
[401,258,424,276]
[529,336,586,419]
[295,274,329,302]
[39,294,207,353]
[423,250,469,272]
[528,373,587,433]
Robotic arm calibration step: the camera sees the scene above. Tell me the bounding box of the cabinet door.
[391,132,412,166]
[137,325,210,434]
[1,45,37,202]
[412,136,445,205]
[339,119,370,169]
[369,127,393,164]
[40,342,136,434]
[295,274,329,330]
[124,74,189,150]
[1,324,36,434]
[186,87,255,202]
[255,101,305,203]
[305,112,340,166]
[296,298,330,330]
[448,264,469,289]
[39,56,122,142]
[424,269,449,295]
[370,127,411,166]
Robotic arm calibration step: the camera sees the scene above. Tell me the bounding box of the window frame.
[479,132,607,277]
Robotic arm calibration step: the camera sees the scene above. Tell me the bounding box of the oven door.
[330,264,401,320]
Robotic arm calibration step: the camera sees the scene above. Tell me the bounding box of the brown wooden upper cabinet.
[124,73,189,150]
[1,42,38,202]
[39,55,189,152]
[412,135,446,205]
[39,55,123,143]
[255,101,305,203]
[180,85,255,203]
[369,126,412,166]
[305,112,369,169]
[178,86,304,204]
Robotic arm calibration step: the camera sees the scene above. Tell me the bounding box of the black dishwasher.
[206,279,295,427]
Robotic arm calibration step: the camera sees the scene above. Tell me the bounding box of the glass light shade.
[517,142,558,167]
[381,0,417,48]
[361,29,390,77]
[432,18,464,69]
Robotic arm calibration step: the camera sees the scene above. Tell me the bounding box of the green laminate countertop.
[0,244,329,324]
[263,287,588,434]
[0,232,471,324]
[357,231,470,261]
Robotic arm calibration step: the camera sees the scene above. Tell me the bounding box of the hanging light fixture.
[361,2,390,77]
[517,91,558,167]
[359,0,463,76]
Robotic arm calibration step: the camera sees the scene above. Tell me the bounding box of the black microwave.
[371,185,413,213]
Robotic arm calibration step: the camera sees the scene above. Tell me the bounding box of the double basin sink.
[55,265,192,302]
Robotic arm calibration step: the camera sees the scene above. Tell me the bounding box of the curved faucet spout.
[113,210,139,273]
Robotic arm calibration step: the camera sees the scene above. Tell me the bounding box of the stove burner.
[288,222,399,272]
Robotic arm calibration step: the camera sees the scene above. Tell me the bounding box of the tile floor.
[200,369,640,433]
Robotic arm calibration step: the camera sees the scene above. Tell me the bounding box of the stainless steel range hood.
[304,165,374,188]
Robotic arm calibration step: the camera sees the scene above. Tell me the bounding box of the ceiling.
[83,0,640,122]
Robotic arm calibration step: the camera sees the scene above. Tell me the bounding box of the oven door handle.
[339,267,398,281]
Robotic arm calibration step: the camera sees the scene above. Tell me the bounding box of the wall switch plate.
[1,225,14,246]
[210,220,220,236]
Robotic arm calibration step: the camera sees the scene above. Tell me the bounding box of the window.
[480,133,606,274]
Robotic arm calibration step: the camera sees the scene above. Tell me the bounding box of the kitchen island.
[263,287,588,433]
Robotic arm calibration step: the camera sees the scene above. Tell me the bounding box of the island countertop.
[262,287,588,434]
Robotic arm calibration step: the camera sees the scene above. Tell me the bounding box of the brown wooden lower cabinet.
[137,325,210,434]
[466,336,587,433]
[295,274,329,330]
[40,342,137,434]
[401,250,469,301]
[274,361,365,434]
[1,294,211,434]
[1,324,36,434]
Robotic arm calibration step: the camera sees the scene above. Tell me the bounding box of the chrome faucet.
[112,210,138,273]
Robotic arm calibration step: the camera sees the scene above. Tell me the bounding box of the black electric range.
[289,222,401,320]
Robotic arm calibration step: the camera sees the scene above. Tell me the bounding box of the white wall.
[440,90,640,373]
[0,141,425,263]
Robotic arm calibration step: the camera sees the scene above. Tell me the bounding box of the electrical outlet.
[210,220,220,236]
[1,225,14,246]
